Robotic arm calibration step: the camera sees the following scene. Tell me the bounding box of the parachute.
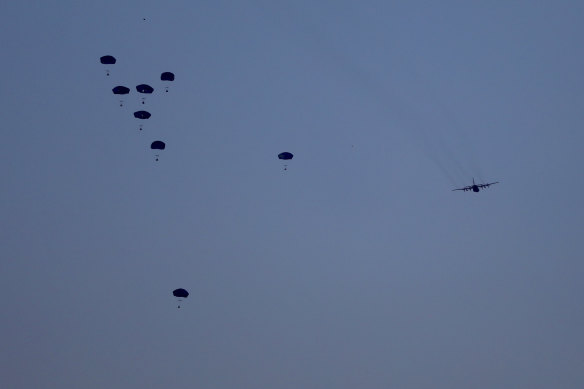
[161,72,175,81]
[173,288,189,308]
[151,141,165,161]
[151,141,165,150]
[100,55,116,76]
[112,86,130,95]
[133,110,151,119]
[161,72,175,92]
[173,288,189,298]
[136,84,154,104]
[136,84,154,93]
[112,86,130,106]
[100,55,116,64]
[278,152,293,171]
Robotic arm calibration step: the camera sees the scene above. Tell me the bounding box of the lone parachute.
[278,152,293,171]
[100,55,116,64]
[173,288,189,308]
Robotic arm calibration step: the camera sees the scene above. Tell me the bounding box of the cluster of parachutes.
[100,55,297,308]
[100,55,173,161]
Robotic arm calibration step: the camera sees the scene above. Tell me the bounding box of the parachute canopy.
[161,72,175,81]
[112,86,130,95]
[151,141,166,150]
[173,288,189,298]
[100,55,116,64]
[134,110,151,119]
[278,152,293,160]
[136,84,154,94]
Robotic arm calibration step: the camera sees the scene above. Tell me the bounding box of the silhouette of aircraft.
[452,178,498,193]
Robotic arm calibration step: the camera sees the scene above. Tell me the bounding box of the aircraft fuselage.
[452,179,498,193]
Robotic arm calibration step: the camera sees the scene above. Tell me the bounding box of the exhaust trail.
[281,4,486,186]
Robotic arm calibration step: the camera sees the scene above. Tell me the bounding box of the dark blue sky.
[2,1,583,388]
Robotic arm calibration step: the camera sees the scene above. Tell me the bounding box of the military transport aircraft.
[452,178,499,193]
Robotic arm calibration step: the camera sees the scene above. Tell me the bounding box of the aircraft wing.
[452,186,471,191]
[478,181,499,188]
